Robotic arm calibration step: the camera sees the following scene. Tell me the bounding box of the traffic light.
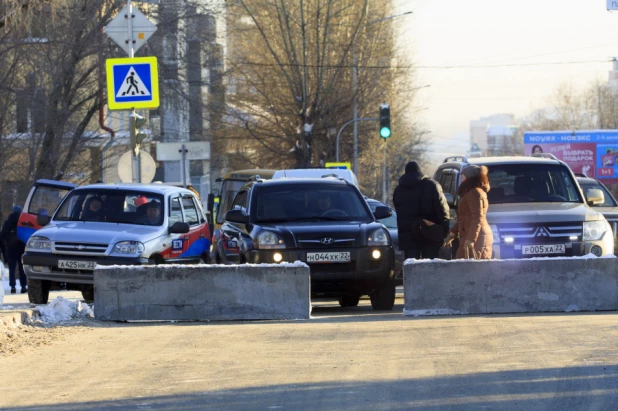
[379,104,391,139]
[129,112,147,156]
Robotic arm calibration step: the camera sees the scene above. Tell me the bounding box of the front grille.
[297,238,356,248]
[53,242,109,255]
[498,222,582,243]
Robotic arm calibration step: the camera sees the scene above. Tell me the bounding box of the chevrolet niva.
[22,183,211,304]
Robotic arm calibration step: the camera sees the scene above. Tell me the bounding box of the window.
[28,186,71,216]
[169,197,183,226]
[486,164,582,204]
[254,184,372,222]
[182,196,200,226]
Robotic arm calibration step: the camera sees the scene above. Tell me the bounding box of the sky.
[393,0,618,165]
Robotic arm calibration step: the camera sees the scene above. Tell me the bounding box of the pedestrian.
[1,205,27,294]
[443,165,493,259]
[393,161,450,259]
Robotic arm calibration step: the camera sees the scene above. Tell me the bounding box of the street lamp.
[352,11,413,176]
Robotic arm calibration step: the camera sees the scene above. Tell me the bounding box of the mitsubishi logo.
[320,237,334,245]
[534,227,550,237]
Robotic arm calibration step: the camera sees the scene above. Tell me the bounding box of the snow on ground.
[36,296,94,324]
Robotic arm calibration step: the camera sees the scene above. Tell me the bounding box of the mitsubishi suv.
[214,177,396,310]
[434,155,614,259]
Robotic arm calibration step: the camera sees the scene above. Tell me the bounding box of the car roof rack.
[443,156,468,163]
[530,153,558,160]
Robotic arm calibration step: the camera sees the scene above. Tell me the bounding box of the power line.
[235,59,611,70]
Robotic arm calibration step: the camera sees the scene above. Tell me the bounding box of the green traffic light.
[380,127,391,138]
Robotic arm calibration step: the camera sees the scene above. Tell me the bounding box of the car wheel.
[81,287,94,303]
[28,279,50,305]
[149,254,164,265]
[370,280,395,311]
[198,252,210,264]
[338,295,360,307]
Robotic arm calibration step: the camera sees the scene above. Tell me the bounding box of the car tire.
[338,295,360,307]
[370,280,396,311]
[149,254,164,265]
[28,279,50,305]
[199,252,210,264]
[81,288,94,303]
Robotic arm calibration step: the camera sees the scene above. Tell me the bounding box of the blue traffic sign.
[106,57,159,110]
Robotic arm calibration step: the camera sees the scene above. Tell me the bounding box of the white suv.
[22,183,211,304]
[434,155,614,259]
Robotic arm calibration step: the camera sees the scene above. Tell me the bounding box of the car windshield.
[367,201,397,228]
[254,184,373,222]
[485,164,582,204]
[54,189,165,226]
[580,182,617,207]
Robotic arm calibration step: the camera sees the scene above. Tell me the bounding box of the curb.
[0,309,40,329]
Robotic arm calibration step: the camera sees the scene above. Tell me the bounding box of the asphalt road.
[2,291,618,410]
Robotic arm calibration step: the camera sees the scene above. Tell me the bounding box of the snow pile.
[37,296,94,324]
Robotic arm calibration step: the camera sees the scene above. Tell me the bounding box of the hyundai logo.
[534,227,550,237]
[320,237,334,245]
[77,245,85,250]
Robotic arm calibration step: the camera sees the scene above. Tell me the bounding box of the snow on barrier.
[403,255,618,316]
[94,263,311,321]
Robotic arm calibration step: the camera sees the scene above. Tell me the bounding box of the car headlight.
[257,231,285,249]
[26,236,52,251]
[583,221,607,241]
[490,225,500,244]
[368,228,390,246]
[112,241,145,255]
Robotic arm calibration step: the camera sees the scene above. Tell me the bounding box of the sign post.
[104,1,158,183]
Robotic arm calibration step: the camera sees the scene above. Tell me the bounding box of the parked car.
[434,155,614,259]
[22,183,211,304]
[576,175,618,256]
[365,198,403,285]
[215,177,396,310]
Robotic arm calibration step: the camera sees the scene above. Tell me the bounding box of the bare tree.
[222,0,423,173]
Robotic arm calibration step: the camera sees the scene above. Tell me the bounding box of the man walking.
[2,205,27,294]
[393,161,450,260]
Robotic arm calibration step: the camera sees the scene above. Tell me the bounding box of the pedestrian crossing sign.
[106,57,159,110]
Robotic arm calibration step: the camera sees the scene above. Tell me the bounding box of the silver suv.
[434,155,614,259]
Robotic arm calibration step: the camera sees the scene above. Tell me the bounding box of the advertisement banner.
[524,130,618,184]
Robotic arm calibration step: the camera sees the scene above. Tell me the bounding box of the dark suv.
[216,177,396,310]
[434,155,613,259]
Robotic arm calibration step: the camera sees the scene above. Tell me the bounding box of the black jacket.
[1,211,25,254]
[392,171,449,249]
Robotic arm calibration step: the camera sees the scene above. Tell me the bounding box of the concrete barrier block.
[403,256,618,316]
[94,263,311,321]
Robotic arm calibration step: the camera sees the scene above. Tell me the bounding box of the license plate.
[521,244,565,255]
[306,252,351,263]
[58,260,97,270]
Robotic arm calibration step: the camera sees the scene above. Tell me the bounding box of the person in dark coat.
[393,161,450,259]
[2,205,27,294]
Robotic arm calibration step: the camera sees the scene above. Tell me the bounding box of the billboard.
[523,130,618,184]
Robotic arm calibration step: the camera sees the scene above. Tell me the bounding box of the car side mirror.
[373,206,392,220]
[36,214,51,226]
[226,209,249,224]
[169,222,190,234]
[586,188,605,206]
[444,193,456,208]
